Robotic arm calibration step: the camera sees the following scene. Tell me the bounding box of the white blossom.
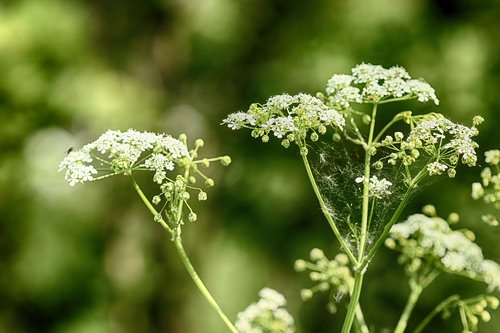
[427,161,448,176]
[235,288,295,333]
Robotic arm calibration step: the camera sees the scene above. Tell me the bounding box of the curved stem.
[300,150,358,266]
[129,175,238,333]
[174,239,239,333]
[412,295,460,333]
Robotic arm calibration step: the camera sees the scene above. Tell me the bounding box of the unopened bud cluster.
[472,149,499,226]
[295,248,351,314]
[441,295,498,333]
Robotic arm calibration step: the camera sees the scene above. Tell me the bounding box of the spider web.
[308,139,408,257]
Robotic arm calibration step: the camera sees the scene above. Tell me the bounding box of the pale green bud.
[181,191,190,200]
[262,135,269,143]
[333,133,342,142]
[205,178,215,187]
[481,311,491,322]
[281,139,290,148]
[300,147,308,156]
[198,191,207,201]
[310,248,324,260]
[221,156,232,166]
[195,138,204,148]
[188,212,197,222]
[374,161,383,170]
[447,212,460,224]
[362,114,371,125]
[318,125,327,134]
[422,204,436,217]
[152,195,161,205]
[473,115,484,126]
[201,158,210,167]
[300,289,313,301]
[179,133,187,142]
[310,132,319,142]
[189,176,196,184]
[447,168,456,178]
[486,296,499,309]
[294,259,307,272]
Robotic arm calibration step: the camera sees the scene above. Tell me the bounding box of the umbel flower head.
[235,288,295,333]
[472,149,500,226]
[59,129,231,235]
[222,63,441,153]
[386,211,500,292]
[294,248,352,314]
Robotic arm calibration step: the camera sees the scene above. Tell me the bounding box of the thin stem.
[129,175,238,333]
[129,174,173,234]
[341,271,365,333]
[300,150,358,266]
[174,239,239,333]
[378,95,416,104]
[362,169,427,269]
[394,284,423,333]
[358,103,378,262]
[412,295,460,333]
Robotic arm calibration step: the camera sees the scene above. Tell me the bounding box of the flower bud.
[262,135,269,143]
[195,138,204,148]
[300,147,308,156]
[198,191,207,201]
[374,161,383,170]
[473,115,484,126]
[310,132,319,142]
[205,178,215,187]
[188,212,197,222]
[362,115,371,125]
[281,139,290,148]
[310,248,325,260]
[333,133,342,142]
[221,156,232,166]
[447,212,460,224]
[294,259,307,272]
[422,204,436,217]
[152,195,161,205]
[300,289,313,301]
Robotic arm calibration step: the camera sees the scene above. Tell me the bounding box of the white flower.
[222,112,256,129]
[368,176,392,199]
[427,161,448,176]
[388,214,500,291]
[485,150,500,165]
[407,79,439,105]
[267,116,297,138]
[235,288,295,333]
[59,129,189,186]
[326,74,354,94]
[351,63,388,83]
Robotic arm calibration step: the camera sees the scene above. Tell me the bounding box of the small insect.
[65,147,75,155]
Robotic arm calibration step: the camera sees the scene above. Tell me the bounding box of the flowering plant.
[59,64,498,333]
[224,63,497,332]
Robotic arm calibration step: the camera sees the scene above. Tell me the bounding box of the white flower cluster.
[356,176,393,199]
[380,115,480,179]
[222,93,345,150]
[58,129,189,186]
[325,63,439,106]
[387,213,500,291]
[472,149,500,226]
[235,288,295,333]
[294,248,351,314]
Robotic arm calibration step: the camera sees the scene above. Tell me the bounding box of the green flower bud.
[374,161,384,170]
[189,176,196,184]
[318,125,327,134]
[362,114,371,125]
[422,204,437,217]
[300,147,308,156]
[310,248,325,260]
[281,139,290,148]
[152,195,161,205]
[221,156,232,166]
[294,259,307,272]
[473,115,484,126]
[310,132,319,142]
[198,191,207,201]
[300,289,313,301]
[205,178,215,187]
[447,168,456,178]
[195,139,204,148]
[333,133,342,142]
[188,212,197,222]
[181,191,190,200]
[447,212,460,224]
[262,135,269,143]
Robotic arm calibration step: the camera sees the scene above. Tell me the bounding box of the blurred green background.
[0,0,499,332]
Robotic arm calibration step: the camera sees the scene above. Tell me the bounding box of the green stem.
[361,169,426,269]
[394,284,423,333]
[300,150,358,266]
[355,304,370,333]
[129,175,238,333]
[341,271,365,333]
[358,103,378,261]
[412,295,460,333]
[174,239,239,333]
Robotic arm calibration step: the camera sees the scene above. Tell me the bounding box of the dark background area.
[0,0,498,332]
